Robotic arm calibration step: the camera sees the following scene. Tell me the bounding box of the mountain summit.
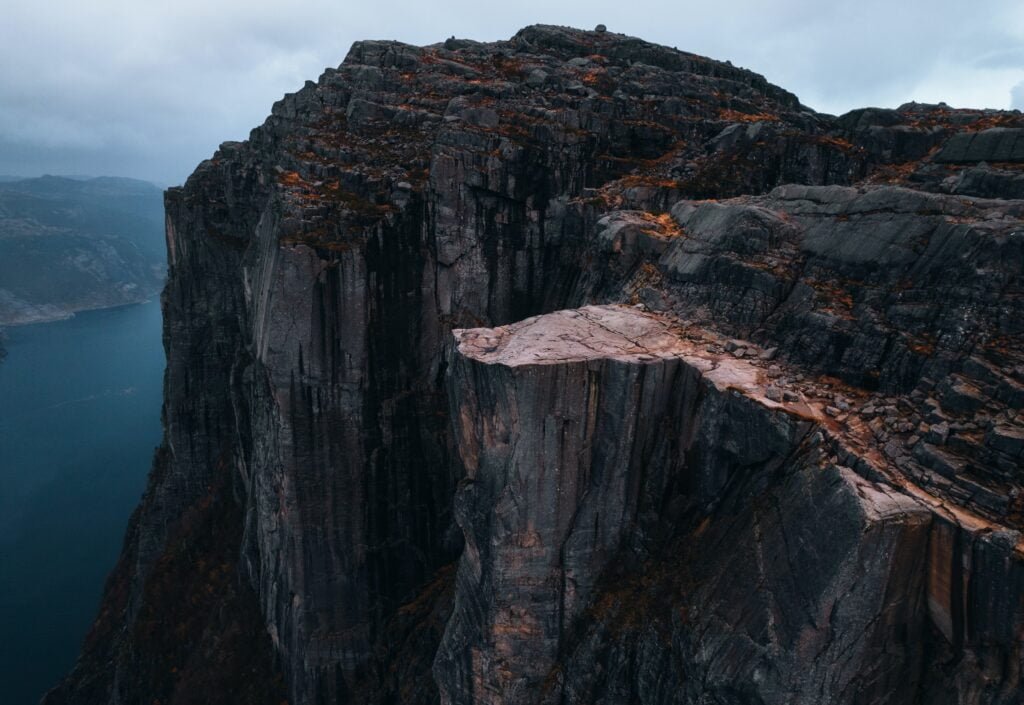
[47,25,1024,705]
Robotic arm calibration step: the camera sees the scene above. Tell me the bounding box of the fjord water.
[0,300,164,704]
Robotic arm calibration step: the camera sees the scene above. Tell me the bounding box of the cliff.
[0,176,166,326]
[46,25,1024,705]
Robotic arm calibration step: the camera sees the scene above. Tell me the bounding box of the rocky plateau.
[45,24,1024,705]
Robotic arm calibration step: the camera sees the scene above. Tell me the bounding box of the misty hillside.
[0,175,166,326]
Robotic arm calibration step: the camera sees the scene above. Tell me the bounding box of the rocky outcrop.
[935,128,1024,164]
[438,305,1022,705]
[47,24,1024,705]
[439,305,934,704]
[574,185,1024,526]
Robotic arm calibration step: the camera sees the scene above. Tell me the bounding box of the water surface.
[0,300,164,704]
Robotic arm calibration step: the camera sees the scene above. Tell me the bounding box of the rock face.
[439,305,934,705]
[47,25,1024,705]
[0,176,166,325]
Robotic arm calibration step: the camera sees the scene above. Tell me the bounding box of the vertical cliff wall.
[438,305,939,704]
[47,24,1024,705]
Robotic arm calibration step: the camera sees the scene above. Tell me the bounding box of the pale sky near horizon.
[2,0,1023,186]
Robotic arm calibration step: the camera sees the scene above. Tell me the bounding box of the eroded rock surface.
[439,305,1021,704]
[47,24,1024,705]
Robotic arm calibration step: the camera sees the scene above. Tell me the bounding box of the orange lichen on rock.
[639,211,685,238]
[718,107,780,123]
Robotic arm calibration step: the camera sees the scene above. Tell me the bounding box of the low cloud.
[1013,82,1024,110]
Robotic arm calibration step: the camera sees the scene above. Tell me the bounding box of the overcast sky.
[2,0,1023,186]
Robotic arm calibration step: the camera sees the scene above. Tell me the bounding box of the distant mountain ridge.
[0,175,166,326]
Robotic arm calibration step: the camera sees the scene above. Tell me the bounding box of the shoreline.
[0,288,164,329]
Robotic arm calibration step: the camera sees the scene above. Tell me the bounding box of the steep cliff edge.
[47,25,1023,705]
[440,305,1021,704]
